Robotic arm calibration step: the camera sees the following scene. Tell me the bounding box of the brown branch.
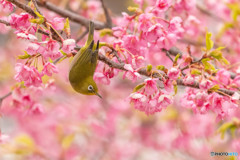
[196,4,224,21]
[177,79,236,96]
[162,47,183,58]
[100,0,112,28]
[0,19,10,26]
[7,0,63,42]
[27,0,107,30]
[0,92,12,107]
[7,0,37,17]
[165,51,174,62]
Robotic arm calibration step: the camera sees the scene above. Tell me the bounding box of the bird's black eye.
[88,85,94,92]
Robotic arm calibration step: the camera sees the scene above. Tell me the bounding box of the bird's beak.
[95,92,102,99]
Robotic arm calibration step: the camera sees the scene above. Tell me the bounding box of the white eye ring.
[88,85,93,91]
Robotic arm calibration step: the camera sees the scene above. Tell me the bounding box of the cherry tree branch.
[7,0,37,17]
[7,0,63,42]
[100,0,112,28]
[0,91,12,107]
[25,0,108,30]
[196,3,224,21]
[0,19,10,26]
[98,54,237,96]
[32,0,42,15]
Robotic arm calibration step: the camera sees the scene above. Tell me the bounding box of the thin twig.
[26,0,106,30]
[0,19,10,26]
[112,50,123,63]
[165,51,174,62]
[100,0,112,28]
[0,92,12,107]
[162,47,183,57]
[7,0,63,42]
[32,0,43,15]
[196,4,224,21]
[7,0,37,17]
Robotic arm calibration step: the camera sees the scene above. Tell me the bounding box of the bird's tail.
[86,21,94,46]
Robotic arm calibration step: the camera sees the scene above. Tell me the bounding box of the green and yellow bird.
[69,21,101,98]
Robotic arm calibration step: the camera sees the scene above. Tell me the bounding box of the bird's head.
[83,79,102,98]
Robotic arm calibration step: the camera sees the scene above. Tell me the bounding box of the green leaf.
[64,18,70,30]
[217,23,233,38]
[29,9,45,24]
[147,64,152,72]
[49,58,53,63]
[60,49,67,56]
[219,57,230,65]
[156,65,165,71]
[174,54,180,63]
[99,28,113,37]
[209,47,230,65]
[227,3,240,21]
[191,69,201,75]
[18,52,31,59]
[57,56,68,64]
[30,18,44,24]
[217,122,234,139]
[133,83,145,92]
[206,32,214,51]
[174,85,178,95]
[208,84,220,92]
[34,10,44,18]
[201,58,216,72]
[127,6,140,12]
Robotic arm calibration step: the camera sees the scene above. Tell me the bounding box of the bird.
[68,21,102,98]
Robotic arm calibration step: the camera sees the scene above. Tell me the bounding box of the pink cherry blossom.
[157,93,173,108]
[122,35,140,55]
[94,72,110,85]
[138,13,153,32]
[61,39,76,53]
[168,67,180,80]
[183,75,195,85]
[168,16,184,35]
[164,78,173,92]
[233,75,240,87]
[199,79,213,90]
[26,43,40,55]
[15,63,42,87]
[9,13,31,30]
[112,26,126,38]
[45,40,61,60]
[155,0,171,11]
[42,62,58,76]
[0,0,14,12]
[29,103,44,115]
[128,92,147,110]
[123,64,141,82]
[215,69,231,86]
[232,92,240,101]
[145,23,163,43]
[16,32,37,41]
[144,78,158,95]
[51,17,64,30]
[157,33,177,50]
